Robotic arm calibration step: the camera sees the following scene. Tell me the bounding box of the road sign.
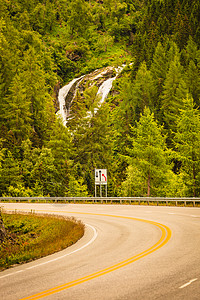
[95,169,107,185]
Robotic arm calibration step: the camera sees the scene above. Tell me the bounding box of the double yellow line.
[20,211,172,300]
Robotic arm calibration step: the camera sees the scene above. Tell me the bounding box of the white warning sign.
[95,169,107,185]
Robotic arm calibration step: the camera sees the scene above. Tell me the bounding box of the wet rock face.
[73,66,115,98]
[57,66,117,125]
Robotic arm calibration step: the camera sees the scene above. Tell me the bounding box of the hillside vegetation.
[1,0,200,197]
[0,211,84,270]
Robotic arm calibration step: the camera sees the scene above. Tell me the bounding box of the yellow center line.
[10,209,171,300]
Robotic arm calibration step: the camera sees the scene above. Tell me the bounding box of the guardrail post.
[193,201,195,207]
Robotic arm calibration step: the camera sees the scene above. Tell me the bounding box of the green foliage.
[1,0,200,197]
[68,0,92,37]
[164,171,187,197]
[0,151,23,195]
[68,176,88,197]
[3,184,35,197]
[132,61,157,119]
[121,165,146,197]
[69,101,114,195]
[161,54,188,140]
[125,107,170,196]
[174,96,200,196]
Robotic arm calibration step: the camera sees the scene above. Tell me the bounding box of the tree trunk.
[193,162,196,197]
[147,173,151,197]
[0,210,6,241]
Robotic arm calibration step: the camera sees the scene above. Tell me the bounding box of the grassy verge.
[0,212,84,271]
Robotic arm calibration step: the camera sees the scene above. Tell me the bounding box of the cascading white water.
[57,65,125,125]
[96,65,125,105]
[97,77,116,104]
[57,76,84,126]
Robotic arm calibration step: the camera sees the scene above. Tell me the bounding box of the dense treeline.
[0,0,200,197]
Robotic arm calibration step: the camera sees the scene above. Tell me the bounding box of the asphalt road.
[0,203,200,300]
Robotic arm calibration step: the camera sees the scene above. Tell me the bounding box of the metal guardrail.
[0,197,200,207]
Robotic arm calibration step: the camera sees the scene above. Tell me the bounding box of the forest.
[1,0,200,197]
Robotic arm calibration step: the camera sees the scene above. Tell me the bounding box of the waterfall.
[97,77,116,104]
[56,76,84,126]
[57,65,125,125]
[97,65,125,101]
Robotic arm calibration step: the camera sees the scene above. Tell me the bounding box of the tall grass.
[0,212,84,270]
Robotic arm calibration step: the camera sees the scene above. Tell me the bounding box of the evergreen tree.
[68,0,91,37]
[30,148,57,196]
[111,74,135,154]
[132,61,156,120]
[161,53,188,143]
[121,165,145,197]
[174,96,200,197]
[110,74,136,191]
[2,73,32,147]
[20,139,34,188]
[20,47,55,146]
[46,119,73,196]
[71,102,113,195]
[150,42,168,120]
[183,37,200,106]
[0,150,23,195]
[126,107,170,197]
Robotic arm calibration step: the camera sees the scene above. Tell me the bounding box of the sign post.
[95,169,107,197]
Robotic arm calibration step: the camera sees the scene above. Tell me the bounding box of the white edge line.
[0,224,97,279]
[179,278,198,289]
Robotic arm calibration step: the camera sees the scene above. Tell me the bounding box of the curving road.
[0,203,200,300]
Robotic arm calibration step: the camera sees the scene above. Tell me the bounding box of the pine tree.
[126,107,169,197]
[20,47,55,146]
[132,61,156,120]
[183,37,200,106]
[72,102,113,195]
[0,150,23,195]
[20,139,34,188]
[68,0,91,37]
[174,96,200,197]
[30,148,57,196]
[46,119,73,196]
[150,42,168,120]
[111,74,136,154]
[151,42,168,85]
[161,54,188,141]
[2,73,32,147]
